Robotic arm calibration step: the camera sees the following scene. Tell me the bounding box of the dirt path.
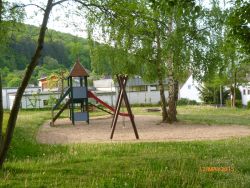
[36,115,250,144]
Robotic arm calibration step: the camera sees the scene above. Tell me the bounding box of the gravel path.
[36,115,250,144]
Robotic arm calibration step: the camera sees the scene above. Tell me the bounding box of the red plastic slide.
[88,91,129,117]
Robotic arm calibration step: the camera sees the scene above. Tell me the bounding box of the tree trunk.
[233,71,237,107]
[156,26,168,122]
[0,75,3,149]
[166,17,177,123]
[167,66,177,123]
[0,0,3,23]
[0,0,53,168]
[158,75,168,122]
[173,80,178,116]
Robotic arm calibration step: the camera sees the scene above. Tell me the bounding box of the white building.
[0,75,205,110]
[92,76,169,105]
[93,79,115,92]
[179,75,202,102]
[8,91,61,109]
[239,85,250,106]
[2,87,41,109]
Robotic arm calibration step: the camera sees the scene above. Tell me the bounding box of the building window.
[248,90,250,95]
[243,89,246,95]
[188,85,191,89]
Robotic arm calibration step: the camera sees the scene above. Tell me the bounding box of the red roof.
[69,60,89,77]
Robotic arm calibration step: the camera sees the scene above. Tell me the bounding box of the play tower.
[51,60,89,125]
[68,60,89,124]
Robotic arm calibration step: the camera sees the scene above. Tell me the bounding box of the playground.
[37,115,250,144]
[45,61,250,144]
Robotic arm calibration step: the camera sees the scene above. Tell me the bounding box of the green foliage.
[47,95,57,108]
[87,0,204,81]
[235,87,242,100]
[224,88,242,108]
[198,83,224,105]
[227,1,250,54]
[0,24,91,87]
[226,99,242,108]
[235,100,243,108]
[5,70,24,87]
[42,56,62,70]
[247,101,250,109]
[177,98,198,106]
[225,99,231,107]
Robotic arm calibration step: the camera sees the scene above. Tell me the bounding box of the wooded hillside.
[0,24,91,87]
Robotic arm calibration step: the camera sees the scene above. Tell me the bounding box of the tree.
[87,0,206,123]
[4,70,24,87]
[201,0,250,108]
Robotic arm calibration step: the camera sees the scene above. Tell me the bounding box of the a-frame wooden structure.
[110,75,139,139]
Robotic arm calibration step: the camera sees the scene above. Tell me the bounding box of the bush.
[235,100,243,108]
[226,99,231,107]
[247,101,250,109]
[189,100,198,105]
[177,98,189,105]
[177,98,198,106]
[225,99,242,108]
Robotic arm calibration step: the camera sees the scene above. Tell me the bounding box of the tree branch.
[52,0,69,7]
[10,3,45,12]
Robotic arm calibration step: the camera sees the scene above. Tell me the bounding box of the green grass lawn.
[0,106,250,187]
[134,105,250,126]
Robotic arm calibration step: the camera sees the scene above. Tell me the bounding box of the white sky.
[9,0,88,38]
[8,0,233,39]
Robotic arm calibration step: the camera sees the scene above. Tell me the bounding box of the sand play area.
[36,115,250,144]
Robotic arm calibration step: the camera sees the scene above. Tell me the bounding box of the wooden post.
[84,76,89,124]
[70,77,75,125]
[111,76,125,128]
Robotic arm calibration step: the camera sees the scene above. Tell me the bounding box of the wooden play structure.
[51,60,89,125]
[51,60,139,139]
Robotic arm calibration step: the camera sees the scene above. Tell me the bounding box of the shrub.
[177,98,198,106]
[226,99,231,107]
[189,100,198,105]
[235,100,243,108]
[247,101,250,109]
[177,98,189,105]
[225,99,242,108]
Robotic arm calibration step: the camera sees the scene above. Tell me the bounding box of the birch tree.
[87,0,206,122]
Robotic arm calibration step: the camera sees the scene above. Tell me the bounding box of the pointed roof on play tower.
[69,59,89,77]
